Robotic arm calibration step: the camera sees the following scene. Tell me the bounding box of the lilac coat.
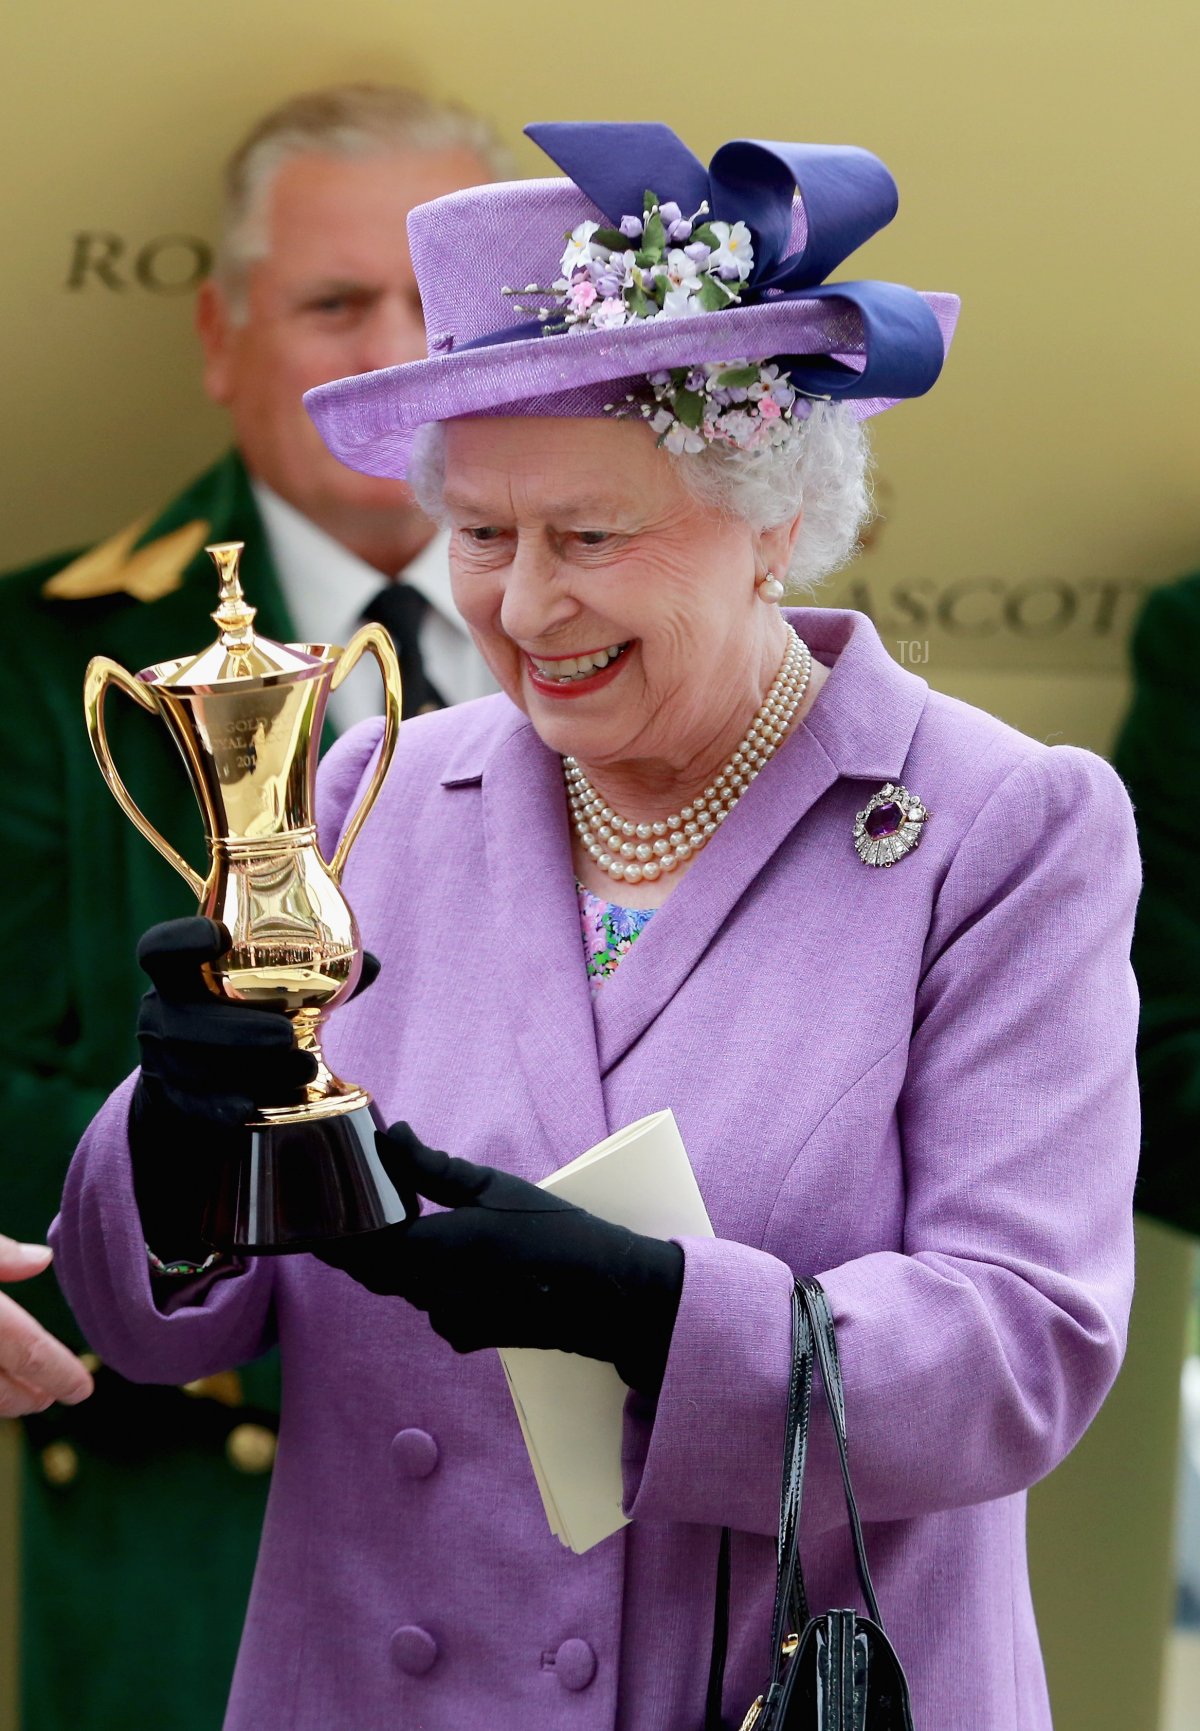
[52,609,1140,1731]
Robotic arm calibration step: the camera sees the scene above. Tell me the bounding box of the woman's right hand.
[130,919,381,1259]
[135,917,317,1128]
[130,917,315,1259]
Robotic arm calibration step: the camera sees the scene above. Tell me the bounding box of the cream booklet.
[498,1109,714,1555]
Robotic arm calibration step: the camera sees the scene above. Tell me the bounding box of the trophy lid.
[157,543,326,687]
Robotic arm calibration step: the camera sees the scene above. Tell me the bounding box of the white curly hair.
[408,403,872,592]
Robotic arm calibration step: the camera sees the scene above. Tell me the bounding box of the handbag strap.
[704,1526,732,1731]
[707,1283,813,1724]
[704,1276,889,1725]
[770,1283,815,1658]
[793,1277,884,1628]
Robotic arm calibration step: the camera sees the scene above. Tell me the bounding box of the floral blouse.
[576,880,656,992]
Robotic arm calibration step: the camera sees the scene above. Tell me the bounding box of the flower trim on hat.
[502,188,819,452]
[504,188,755,335]
[607,360,805,455]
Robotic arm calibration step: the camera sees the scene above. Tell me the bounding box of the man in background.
[0,83,501,1729]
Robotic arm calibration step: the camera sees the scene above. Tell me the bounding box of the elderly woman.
[52,124,1139,1731]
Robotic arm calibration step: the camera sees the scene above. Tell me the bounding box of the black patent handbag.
[705,1277,916,1731]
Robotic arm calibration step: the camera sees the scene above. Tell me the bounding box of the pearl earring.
[757,571,785,604]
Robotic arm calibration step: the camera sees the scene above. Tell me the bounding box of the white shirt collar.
[250,476,496,726]
[401,521,460,625]
[252,476,465,631]
[251,478,385,651]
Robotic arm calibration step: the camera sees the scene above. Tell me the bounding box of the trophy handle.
[327,623,402,884]
[84,656,208,901]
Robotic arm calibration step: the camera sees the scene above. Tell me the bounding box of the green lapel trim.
[130,450,295,644]
[33,450,355,749]
[36,451,296,675]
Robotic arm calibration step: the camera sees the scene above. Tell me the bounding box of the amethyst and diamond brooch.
[853,784,929,867]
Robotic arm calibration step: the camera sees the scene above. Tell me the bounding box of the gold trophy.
[83,541,412,1253]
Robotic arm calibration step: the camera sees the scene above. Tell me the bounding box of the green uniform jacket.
[1113,570,1200,1236]
[1,451,294,1730]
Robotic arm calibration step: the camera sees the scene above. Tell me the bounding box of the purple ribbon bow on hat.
[464,121,947,404]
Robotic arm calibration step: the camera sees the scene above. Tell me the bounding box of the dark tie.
[359,582,447,719]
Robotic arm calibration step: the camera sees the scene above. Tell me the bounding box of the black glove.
[315,1123,685,1397]
[130,918,378,1260]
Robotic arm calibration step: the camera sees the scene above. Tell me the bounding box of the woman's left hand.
[314,1123,684,1396]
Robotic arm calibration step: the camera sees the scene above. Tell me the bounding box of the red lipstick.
[524,644,631,701]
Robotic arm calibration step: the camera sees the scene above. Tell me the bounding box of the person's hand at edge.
[0,1236,94,1417]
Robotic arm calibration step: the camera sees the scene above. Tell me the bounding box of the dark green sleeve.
[0,654,113,1343]
[1113,575,1200,1235]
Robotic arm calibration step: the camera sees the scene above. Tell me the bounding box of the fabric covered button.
[391,1625,439,1676]
[554,1638,597,1691]
[391,1427,440,1479]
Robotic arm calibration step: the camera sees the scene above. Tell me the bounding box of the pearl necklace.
[564,625,812,886]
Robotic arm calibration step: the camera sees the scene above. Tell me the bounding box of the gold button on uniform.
[226,1422,277,1474]
[41,1441,80,1487]
[182,1370,244,1407]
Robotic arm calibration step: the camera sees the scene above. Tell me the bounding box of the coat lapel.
[474,714,612,1164]
[588,716,841,1076]
[452,610,929,1137]
[591,609,930,1075]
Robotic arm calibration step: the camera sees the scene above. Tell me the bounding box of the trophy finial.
[207,541,257,647]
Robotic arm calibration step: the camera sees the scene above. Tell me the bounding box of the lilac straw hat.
[305,122,960,479]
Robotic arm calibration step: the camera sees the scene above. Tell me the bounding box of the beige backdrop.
[2,2,1197,1727]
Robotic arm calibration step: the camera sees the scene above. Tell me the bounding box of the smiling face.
[443,416,800,807]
